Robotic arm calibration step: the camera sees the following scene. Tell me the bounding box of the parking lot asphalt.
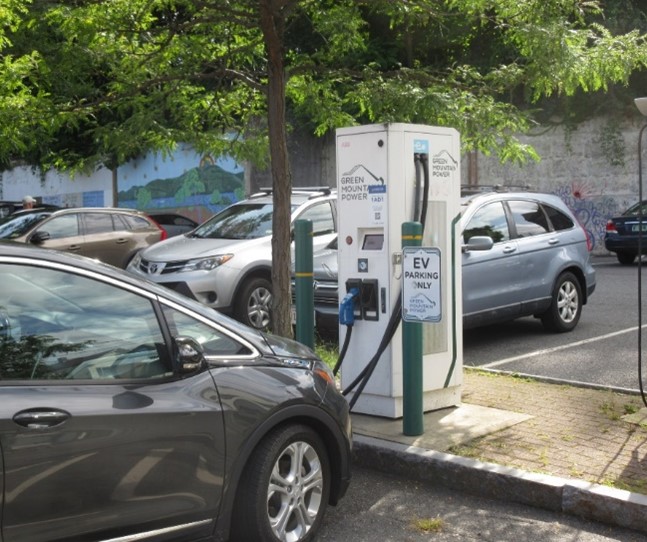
[351,369,647,535]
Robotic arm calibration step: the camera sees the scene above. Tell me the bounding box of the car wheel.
[236,277,273,330]
[231,424,330,542]
[617,252,636,265]
[540,271,582,332]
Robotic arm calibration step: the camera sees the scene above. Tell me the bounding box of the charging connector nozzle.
[339,287,360,326]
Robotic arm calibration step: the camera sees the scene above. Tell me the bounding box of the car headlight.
[183,254,234,272]
[128,252,141,269]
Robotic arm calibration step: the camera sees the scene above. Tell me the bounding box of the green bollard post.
[294,219,314,349]
[402,221,424,436]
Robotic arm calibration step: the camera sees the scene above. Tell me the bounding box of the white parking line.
[481,325,647,369]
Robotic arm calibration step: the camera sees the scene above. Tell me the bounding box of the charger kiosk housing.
[336,123,462,418]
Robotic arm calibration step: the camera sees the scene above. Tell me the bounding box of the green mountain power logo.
[431,150,457,179]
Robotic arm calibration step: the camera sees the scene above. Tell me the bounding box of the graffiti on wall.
[553,181,621,253]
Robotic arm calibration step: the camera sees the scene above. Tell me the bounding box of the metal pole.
[294,219,314,349]
[402,221,423,436]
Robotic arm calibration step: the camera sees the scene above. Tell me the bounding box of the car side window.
[36,214,79,239]
[543,204,574,231]
[161,305,254,357]
[0,263,171,381]
[508,200,550,237]
[123,214,154,230]
[84,213,115,234]
[298,202,335,236]
[463,202,510,243]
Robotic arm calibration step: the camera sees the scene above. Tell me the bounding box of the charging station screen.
[362,234,384,250]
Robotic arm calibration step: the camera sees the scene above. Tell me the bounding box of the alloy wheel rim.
[248,286,272,329]
[266,441,324,542]
[557,281,578,323]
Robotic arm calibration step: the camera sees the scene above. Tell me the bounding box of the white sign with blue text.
[402,247,442,323]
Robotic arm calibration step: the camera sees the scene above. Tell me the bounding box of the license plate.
[290,306,316,325]
[631,224,647,232]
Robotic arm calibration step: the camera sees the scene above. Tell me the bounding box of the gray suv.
[461,189,596,331]
[305,189,596,333]
[128,188,337,329]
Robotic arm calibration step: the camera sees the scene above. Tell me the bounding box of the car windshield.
[0,212,50,239]
[189,201,299,240]
[190,203,274,240]
[622,201,647,217]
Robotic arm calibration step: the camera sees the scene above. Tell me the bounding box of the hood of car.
[140,234,270,261]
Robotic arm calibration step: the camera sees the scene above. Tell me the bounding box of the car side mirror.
[30,231,51,245]
[174,336,207,374]
[462,236,494,253]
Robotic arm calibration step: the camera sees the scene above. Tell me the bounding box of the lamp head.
[635,97,647,117]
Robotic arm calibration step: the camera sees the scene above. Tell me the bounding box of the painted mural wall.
[0,165,112,208]
[1,116,644,256]
[0,145,246,225]
[117,146,245,224]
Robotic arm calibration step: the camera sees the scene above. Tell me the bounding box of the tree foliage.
[2,0,647,335]
[4,0,646,169]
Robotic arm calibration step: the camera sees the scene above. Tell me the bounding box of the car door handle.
[502,245,517,254]
[548,238,559,245]
[67,244,81,252]
[13,409,70,429]
[115,238,129,244]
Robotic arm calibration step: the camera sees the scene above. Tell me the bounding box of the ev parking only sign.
[402,247,442,323]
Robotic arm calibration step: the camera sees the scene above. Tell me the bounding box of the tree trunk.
[259,0,293,338]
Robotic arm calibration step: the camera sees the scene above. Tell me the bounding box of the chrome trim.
[0,256,158,301]
[102,520,212,542]
[159,297,260,360]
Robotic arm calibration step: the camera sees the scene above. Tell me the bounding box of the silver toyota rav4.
[128,188,337,329]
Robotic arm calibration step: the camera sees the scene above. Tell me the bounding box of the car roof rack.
[461,183,534,195]
[251,186,334,199]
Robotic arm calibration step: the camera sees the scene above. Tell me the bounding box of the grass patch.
[569,465,584,478]
[412,517,444,533]
[315,339,338,372]
[599,400,621,421]
[447,442,482,459]
[624,402,640,415]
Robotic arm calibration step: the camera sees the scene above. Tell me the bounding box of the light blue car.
[309,189,596,333]
[460,190,596,332]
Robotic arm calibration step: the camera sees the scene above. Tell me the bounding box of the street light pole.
[634,97,647,407]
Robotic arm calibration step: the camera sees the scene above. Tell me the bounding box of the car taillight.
[605,220,617,234]
[576,218,593,252]
[149,217,168,240]
[585,230,593,252]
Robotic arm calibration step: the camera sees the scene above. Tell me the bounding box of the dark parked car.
[0,242,351,542]
[604,200,647,264]
[302,189,596,334]
[0,207,167,268]
[146,210,200,237]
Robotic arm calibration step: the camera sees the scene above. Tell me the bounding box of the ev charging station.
[336,123,462,418]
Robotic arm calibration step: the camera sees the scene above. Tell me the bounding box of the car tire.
[231,424,330,542]
[235,277,273,330]
[540,271,582,333]
[617,252,636,265]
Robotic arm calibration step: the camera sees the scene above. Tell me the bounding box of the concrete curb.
[353,434,647,534]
